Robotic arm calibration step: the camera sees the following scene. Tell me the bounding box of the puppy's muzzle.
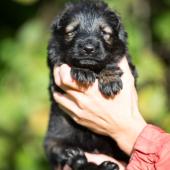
[77,37,100,57]
[83,44,95,55]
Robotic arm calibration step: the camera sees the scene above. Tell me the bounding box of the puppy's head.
[50,0,127,72]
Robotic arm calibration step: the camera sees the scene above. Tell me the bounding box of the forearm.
[110,112,147,155]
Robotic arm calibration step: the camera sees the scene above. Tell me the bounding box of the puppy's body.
[45,1,137,170]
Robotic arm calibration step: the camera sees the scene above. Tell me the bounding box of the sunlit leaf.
[139,85,166,121]
[154,12,170,43]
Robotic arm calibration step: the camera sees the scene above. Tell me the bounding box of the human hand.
[85,152,126,170]
[53,57,146,155]
[61,153,126,170]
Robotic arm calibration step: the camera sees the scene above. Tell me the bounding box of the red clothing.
[127,124,170,170]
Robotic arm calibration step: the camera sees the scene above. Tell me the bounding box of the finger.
[54,64,100,95]
[85,153,126,169]
[56,98,106,134]
[118,57,134,82]
[57,88,89,110]
[117,57,135,92]
[53,92,82,114]
[58,105,102,132]
[53,91,104,125]
[58,105,80,122]
[58,64,87,91]
[54,64,81,91]
[63,79,100,99]
[53,67,87,102]
[85,153,116,165]
[118,57,132,75]
[57,97,108,136]
[63,165,72,170]
[53,66,62,86]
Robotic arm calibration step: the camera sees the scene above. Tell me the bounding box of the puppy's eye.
[65,21,79,41]
[66,31,75,37]
[65,31,76,42]
[101,30,112,44]
[102,31,111,39]
[100,25,113,45]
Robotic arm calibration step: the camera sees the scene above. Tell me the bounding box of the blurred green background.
[0,0,170,170]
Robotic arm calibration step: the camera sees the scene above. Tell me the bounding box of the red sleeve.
[126,124,170,170]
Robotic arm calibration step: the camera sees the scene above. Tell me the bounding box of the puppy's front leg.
[71,67,96,86]
[61,148,87,170]
[98,65,123,97]
[63,148,119,170]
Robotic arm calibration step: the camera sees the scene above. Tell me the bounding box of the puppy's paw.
[99,161,119,170]
[71,67,96,85]
[98,68,123,97]
[63,148,87,169]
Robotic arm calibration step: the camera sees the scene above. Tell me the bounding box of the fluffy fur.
[44,0,137,170]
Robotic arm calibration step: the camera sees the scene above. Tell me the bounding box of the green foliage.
[0,18,49,170]
[154,12,170,43]
[0,0,170,170]
[13,0,39,5]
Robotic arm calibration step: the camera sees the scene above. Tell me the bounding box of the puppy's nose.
[83,44,95,54]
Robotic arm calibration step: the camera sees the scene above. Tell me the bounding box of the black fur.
[44,0,137,169]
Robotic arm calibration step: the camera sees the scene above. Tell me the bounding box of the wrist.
[111,114,147,155]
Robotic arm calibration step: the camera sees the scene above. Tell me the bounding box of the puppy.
[44,0,137,170]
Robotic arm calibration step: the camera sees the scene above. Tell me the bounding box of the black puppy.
[44,0,137,170]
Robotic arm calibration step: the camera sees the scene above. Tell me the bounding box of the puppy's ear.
[51,2,74,33]
[47,37,61,68]
[114,15,127,43]
[51,16,61,33]
[118,25,127,43]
